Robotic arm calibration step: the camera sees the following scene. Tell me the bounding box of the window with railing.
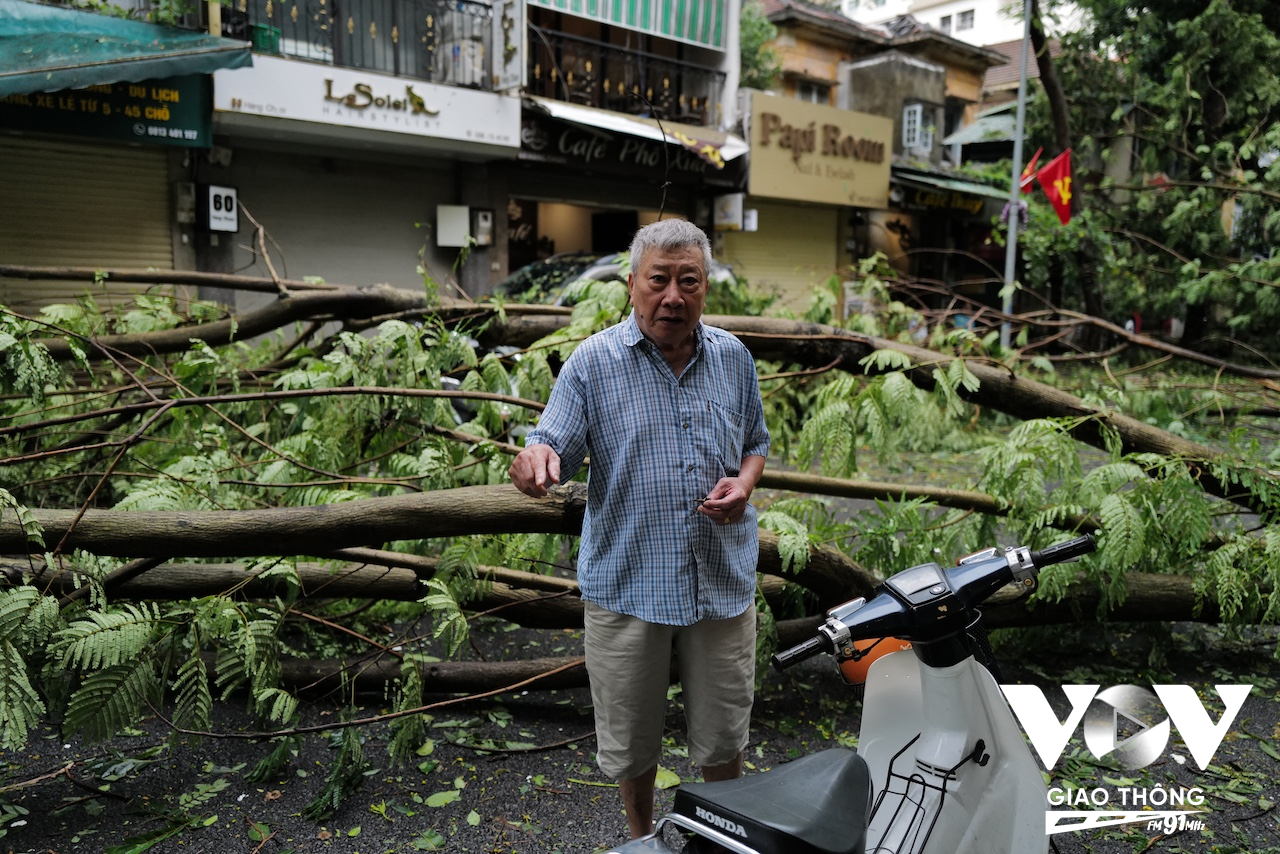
[222,0,494,88]
[526,26,724,125]
[902,102,934,152]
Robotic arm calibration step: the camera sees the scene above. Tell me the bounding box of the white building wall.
[843,0,1082,48]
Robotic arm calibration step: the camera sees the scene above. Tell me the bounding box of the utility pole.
[1000,0,1033,349]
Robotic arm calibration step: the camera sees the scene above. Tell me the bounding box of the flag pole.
[1000,0,1033,349]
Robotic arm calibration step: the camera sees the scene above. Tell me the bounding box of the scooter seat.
[672,748,872,854]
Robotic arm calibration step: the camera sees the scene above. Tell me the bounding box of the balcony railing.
[526,27,724,126]
[223,0,494,88]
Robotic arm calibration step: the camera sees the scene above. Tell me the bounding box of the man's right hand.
[509,444,562,498]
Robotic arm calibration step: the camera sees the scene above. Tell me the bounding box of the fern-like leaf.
[1202,536,1254,622]
[0,488,44,549]
[756,510,811,574]
[172,653,212,732]
[1081,462,1147,495]
[246,734,302,783]
[64,658,162,741]
[797,401,857,476]
[858,348,915,372]
[0,587,59,652]
[1099,495,1145,571]
[420,579,469,657]
[213,616,282,702]
[52,604,161,670]
[0,639,46,750]
[388,658,425,767]
[254,687,299,726]
[303,727,367,820]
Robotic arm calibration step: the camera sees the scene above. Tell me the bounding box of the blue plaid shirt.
[527,315,770,626]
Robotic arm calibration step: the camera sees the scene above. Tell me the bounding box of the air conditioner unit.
[435,38,486,87]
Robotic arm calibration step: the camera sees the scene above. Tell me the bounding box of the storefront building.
[1,0,525,310]
[497,0,746,269]
[0,1,252,311]
[504,98,747,266]
[209,52,522,304]
[721,90,892,313]
[886,164,1008,308]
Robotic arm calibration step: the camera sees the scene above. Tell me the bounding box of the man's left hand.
[698,477,751,526]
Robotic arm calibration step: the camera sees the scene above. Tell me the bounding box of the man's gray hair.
[629,218,712,277]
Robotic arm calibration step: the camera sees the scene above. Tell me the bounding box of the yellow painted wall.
[776,37,849,91]
[945,66,985,102]
[538,203,593,254]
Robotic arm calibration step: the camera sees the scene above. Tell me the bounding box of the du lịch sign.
[0,74,212,147]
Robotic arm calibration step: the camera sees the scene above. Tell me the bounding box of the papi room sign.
[746,91,891,209]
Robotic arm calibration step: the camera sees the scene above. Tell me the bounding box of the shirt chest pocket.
[709,402,746,473]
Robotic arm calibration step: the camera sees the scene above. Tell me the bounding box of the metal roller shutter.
[0,135,174,312]
[720,200,839,313]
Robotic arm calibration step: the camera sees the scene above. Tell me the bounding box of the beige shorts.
[583,600,756,781]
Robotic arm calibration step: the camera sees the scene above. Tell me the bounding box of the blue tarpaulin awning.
[0,0,251,98]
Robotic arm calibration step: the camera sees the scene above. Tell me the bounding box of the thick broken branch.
[32,286,431,362]
[1,483,880,608]
[259,570,1221,694]
[19,263,1280,381]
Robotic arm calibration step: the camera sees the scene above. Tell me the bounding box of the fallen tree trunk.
[262,570,1219,694]
[15,266,1273,514]
[1,484,881,609]
[32,285,433,362]
[461,312,1275,514]
[16,548,1220,634]
[18,263,1279,381]
[18,558,800,630]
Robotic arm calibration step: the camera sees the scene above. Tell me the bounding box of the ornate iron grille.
[527,26,724,125]
[225,0,494,88]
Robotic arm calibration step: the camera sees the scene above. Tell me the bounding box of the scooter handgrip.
[772,636,825,671]
[1030,534,1096,568]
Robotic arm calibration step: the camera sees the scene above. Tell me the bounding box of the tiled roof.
[983,37,1062,90]
[761,0,883,37]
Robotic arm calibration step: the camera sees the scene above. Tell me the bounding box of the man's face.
[627,244,708,350]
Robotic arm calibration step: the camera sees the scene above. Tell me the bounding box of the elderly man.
[509,218,770,839]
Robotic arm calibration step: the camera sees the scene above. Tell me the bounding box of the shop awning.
[0,0,252,98]
[941,104,1016,147]
[527,0,725,50]
[526,95,748,169]
[893,169,1010,200]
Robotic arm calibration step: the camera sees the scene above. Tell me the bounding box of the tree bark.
[17,558,805,630]
[32,285,431,362]
[1,483,880,609]
[15,550,1222,635]
[260,571,1221,694]
[1029,0,1071,160]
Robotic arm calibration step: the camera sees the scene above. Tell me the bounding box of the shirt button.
[683,423,690,429]
[687,464,695,472]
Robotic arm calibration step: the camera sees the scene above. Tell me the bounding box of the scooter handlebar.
[771,535,1099,673]
[1030,534,1096,568]
[771,635,827,671]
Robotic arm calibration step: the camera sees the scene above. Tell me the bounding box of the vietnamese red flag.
[1020,147,1043,193]
[1036,149,1073,224]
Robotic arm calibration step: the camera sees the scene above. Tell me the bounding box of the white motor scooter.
[606,534,1098,854]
